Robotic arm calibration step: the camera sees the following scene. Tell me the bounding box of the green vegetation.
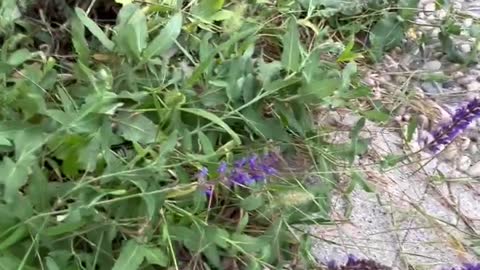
[0,0,429,269]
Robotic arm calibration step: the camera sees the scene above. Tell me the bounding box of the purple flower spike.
[198,151,279,191]
[428,98,480,153]
[326,255,391,270]
[460,263,480,270]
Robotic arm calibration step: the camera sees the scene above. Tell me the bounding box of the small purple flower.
[197,152,279,195]
[217,161,227,174]
[447,263,480,270]
[428,98,480,153]
[327,254,391,270]
[234,158,247,168]
[205,185,213,197]
[199,167,208,178]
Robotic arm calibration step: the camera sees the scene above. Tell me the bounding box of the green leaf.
[369,13,404,61]
[203,245,221,268]
[209,227,229,249]
[7,49,33,66]
[71,14,90,64]
[115,4,148,59]
[0,157,30,203]
[231,233,261,253]
[75,7,115,50]
[298,78,339,102]
[187,27,257,87]
[240,194,264,211]
[398,0,420,21]
[281,18,301,72]
[143,13,183,59]
[198,131,215,155]
[195,0,225,19]
[112,240,144,270]
[340,62,357,91]
[180,108,241,145]
[45,257,61,270]
[0,225,28,250]
[361,109,390,123]
[142,247,168,266]
[337,37,363,62]
[116,112,158,144]
[242,107,291,141]
[44,221,86,236]
[349,117,365,165]
[380,154,406,169]
[351,171,375,193]
[406,116,418,142]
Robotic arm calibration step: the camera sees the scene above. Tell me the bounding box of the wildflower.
[217,161,227,174]
[327,254,391,270]
[197,152,279,197]
[428,98,480,153]
[446,263,480,270]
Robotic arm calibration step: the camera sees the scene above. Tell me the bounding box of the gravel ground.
[309,0,480,269]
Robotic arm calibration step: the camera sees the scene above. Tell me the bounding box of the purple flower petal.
[428,98,480,153]
[217,161,228,174]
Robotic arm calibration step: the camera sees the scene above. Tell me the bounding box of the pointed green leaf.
[281,18,301,72]
[142,247,168,266]
[75,8,114,50]
[115,5,148,59]
[143,13,183,59]
[112,240,144,270]
[116,112,158,144]
[71,14,90,64]
[0,157,30,203]
[180,108,241,145]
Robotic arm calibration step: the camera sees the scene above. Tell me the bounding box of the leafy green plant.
[0,0,418,269]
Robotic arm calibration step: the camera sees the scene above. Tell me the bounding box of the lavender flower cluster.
[428,98,480,153]
[446,264,480,270]
[327,255,391,270]
[197,152,279,196]
[326,255,480,270]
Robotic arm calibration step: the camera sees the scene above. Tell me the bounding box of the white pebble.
[457,76,475,85]
[469,144,479,155]
[436,9,447,20]
[460,44,472,53]
[467,81,480,91]
[468,161,480,176]
[424,3,436,12]
[464,18,473,27]
[423,60,442,71]
[457,156,472,171]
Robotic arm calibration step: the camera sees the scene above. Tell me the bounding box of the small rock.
[436,9,447,19]
[442,81,456,88]
[469,144,478,154]
[457,76,475,85]
[363,77,376,87]
[464,18,473,27]
[467,81,480,91]
[453,71,465,79]
[457,156,472,171]
[421,81,441,94]
[468,161,480,176]
[424,3,436,12]
[423,60,442,71]
[460,44,472,53]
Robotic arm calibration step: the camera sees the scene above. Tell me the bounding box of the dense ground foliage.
[0,0,429,269]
